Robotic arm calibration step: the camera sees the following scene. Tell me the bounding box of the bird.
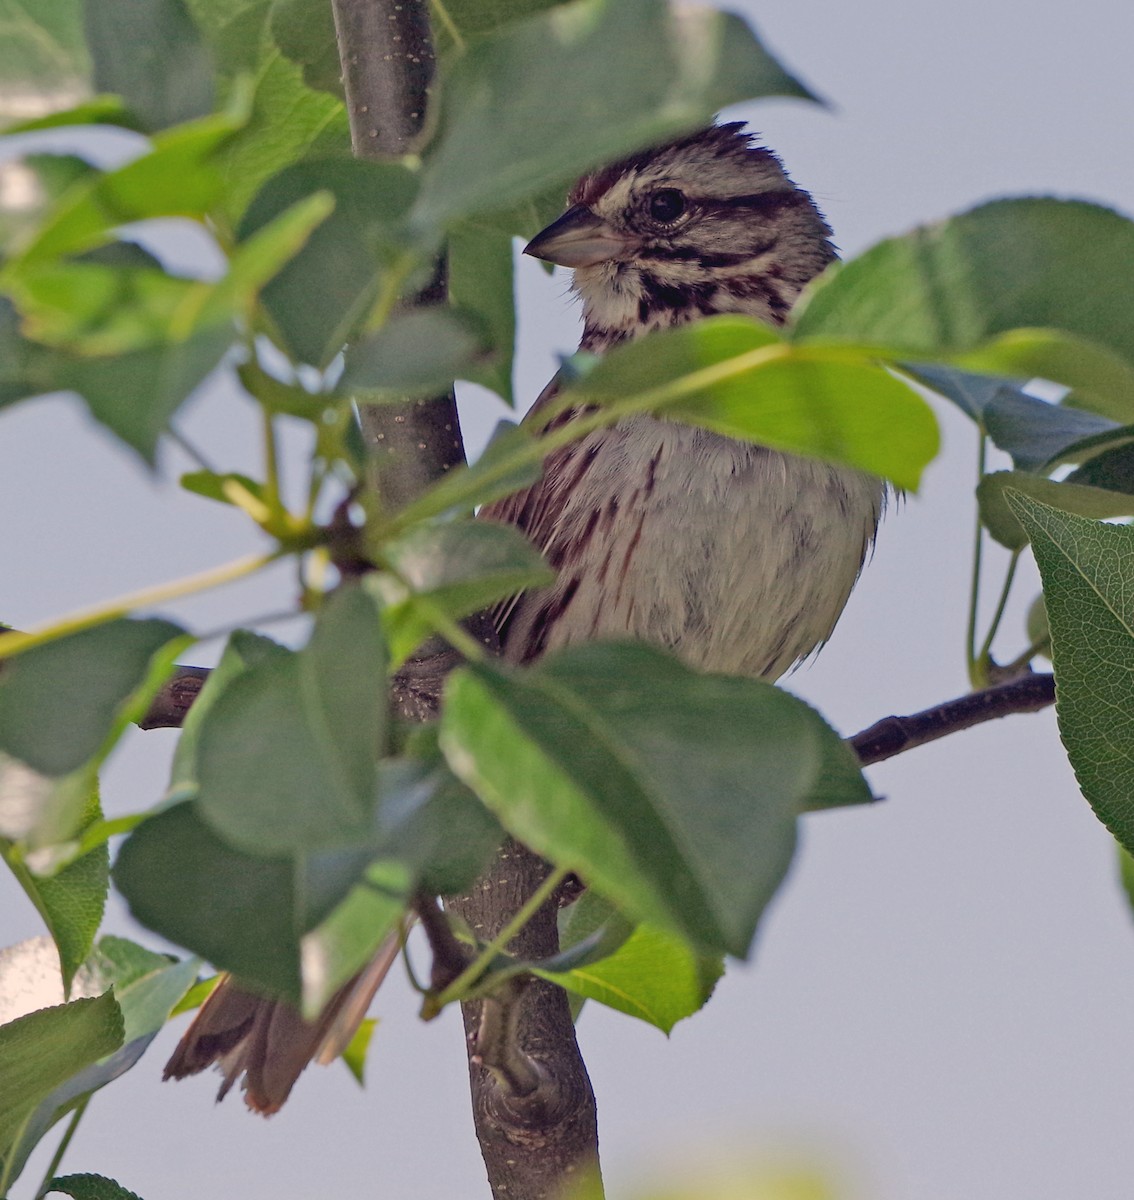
[163,122,884,1112]
[482,122,883,679]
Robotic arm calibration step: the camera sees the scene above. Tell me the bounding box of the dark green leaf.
[903,362,1022,422]
[269,0,342,97]
[440,643,812,957]
[238,158,420,366]
[84,0,215,132]
[551,888,635,969]
[57,322,236,462]
[369,518,552,666]
[195,587,386,853]
[979,471,1134,550]
[0,619,185,777]
[1006,493,1134,854]
[49,1174,144,1200]
[182,0,270,77]
[437,0,570,46]
[566,316,939,490]
[115,802,302,997]
[2,781,108,990]
[340,308,490,396]
[180,470,267,507]
[448,221,515,402]
[1066,442,1134,494]
[0,992,122,1163]
[414,0,817,227]
[167,629,289,803]
[77,936,199,1045]
[372,759,502,897]
[794,199,1134,376]
[961,328,1134,424]
[983,387,1118,472]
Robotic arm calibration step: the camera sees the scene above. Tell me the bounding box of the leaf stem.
[432,866,570,1011]
[966,433,989,687]
[976,548,1021,667]
[35,1095,90,1199]
[0,551,280,660]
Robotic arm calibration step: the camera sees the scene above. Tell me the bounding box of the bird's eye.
[647,189,686,223]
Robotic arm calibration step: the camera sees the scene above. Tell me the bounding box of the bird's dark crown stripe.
[711,191,809,215]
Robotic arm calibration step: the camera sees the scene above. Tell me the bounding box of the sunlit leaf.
[794,199,1134,375]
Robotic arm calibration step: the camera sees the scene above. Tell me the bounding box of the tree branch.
[141,666,1058,765]
[849,671,1055,765]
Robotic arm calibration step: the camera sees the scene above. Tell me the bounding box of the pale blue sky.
[3,2,1134,1197]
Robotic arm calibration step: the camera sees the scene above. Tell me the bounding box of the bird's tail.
[163,932,401,1114]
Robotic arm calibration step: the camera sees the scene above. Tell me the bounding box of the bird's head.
[524,123,836,347]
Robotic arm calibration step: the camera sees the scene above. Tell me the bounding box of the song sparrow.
[164,122,883,1112]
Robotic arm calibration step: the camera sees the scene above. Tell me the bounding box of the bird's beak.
[523,205,638,268]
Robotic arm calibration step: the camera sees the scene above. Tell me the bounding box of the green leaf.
[269,0,341,98]
[237,158,420,366]
[448,221,516,402]
[1,780,108,990]
[7,112,242,266]
[180,470,268,508]
[979,472,1134,550]
[59,323,238,464]
[167,629,288,802]
[440,643,813,957]
[1066,441,1134,494]
[115,801,304,997]
[961,328,1134,424]
[0,618,185,778]
[1006,492,1134,853]
[0,755,98,856]
[84,0,215,132]
[212,53,350,222]
[340,308,490,396]
[368,518,552,667]
[0,935,195,1191]
[0,0,89,121]
[541,907,722,1032]
[983,388,1118,472]
[195,587,387,853]
[48,1174,144,1200]
[0,992,123,1169]
[298,858,407,1015]
[414,0,817,228]
[566,317,939,490]
[339,1017,377,1086]
[794,199,1134,375]
[371,758,502,897]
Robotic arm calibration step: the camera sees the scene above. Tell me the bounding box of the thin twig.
[850,671,1055,765]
